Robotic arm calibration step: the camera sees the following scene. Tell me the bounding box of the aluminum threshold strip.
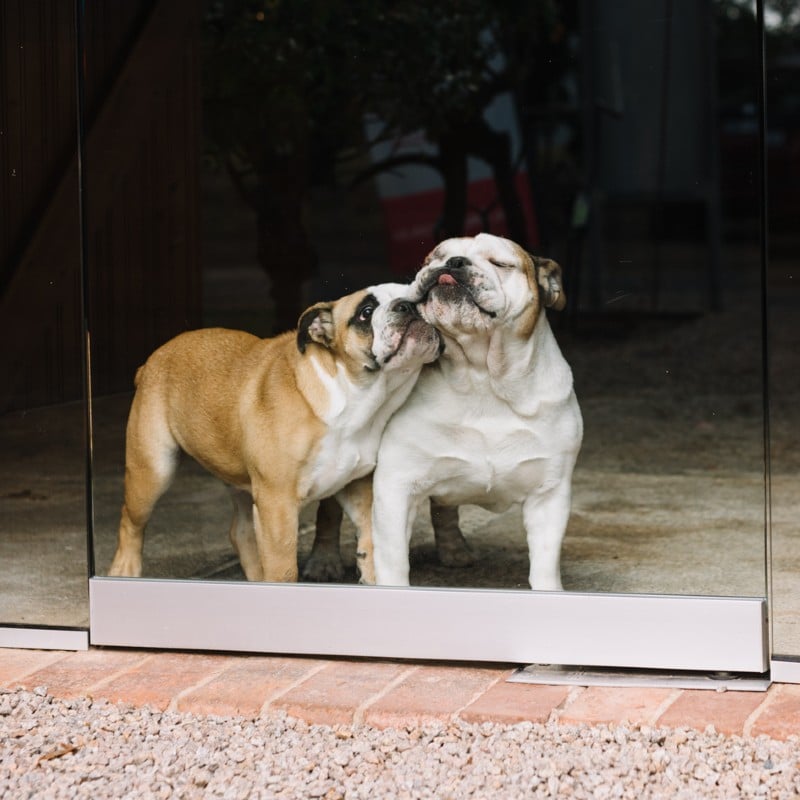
[90,578,767,674]
[770,658,800,684]
[0,626,89,651]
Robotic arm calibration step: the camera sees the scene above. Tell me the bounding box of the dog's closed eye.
[488,259,516,270]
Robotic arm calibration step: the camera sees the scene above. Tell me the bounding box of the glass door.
[765,0,800,678]
[87,0,769,673]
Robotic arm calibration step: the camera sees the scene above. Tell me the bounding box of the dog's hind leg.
[108,400,179,578]
[228,488,262,581]
[430,500,475,567]
[301,496,346,583]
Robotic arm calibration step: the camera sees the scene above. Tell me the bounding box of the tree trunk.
[467,120,529,247]
[254,154,316,334]
[435,133,469,240]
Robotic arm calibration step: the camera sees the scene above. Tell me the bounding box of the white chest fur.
[298,356,415,502]
[389,380,581,511]
[302,427,377,502]
[375,319,583,513]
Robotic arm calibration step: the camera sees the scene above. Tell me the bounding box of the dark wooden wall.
[0,1,84,411]
[84,0,202,397]
[0,0,201,412]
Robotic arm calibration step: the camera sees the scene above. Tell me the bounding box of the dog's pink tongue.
[438,273,458,285]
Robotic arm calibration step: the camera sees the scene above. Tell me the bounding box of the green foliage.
[203,0,370,171]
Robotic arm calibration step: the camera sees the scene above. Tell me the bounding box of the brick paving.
[1,648,798,740]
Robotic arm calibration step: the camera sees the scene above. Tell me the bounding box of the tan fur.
[109,328,324,582]
[515,247,566,339]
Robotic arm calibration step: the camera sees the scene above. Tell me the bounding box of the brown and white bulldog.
[369,233,583,591]
[107,284,442,584]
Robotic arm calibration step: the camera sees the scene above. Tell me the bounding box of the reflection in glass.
[0,3,88,627]
[90,0,767,600]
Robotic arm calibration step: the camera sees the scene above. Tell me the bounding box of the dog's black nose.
[445,256,471,270]
[392,299,417,316]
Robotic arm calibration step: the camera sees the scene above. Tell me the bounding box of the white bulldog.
[370,233,583,590]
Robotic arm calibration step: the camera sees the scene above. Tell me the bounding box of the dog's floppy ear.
[533,256,566,311]
[297,303,335,353]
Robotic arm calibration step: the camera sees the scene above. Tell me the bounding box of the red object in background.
[379,172,540,276]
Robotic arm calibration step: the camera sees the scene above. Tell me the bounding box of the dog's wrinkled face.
[412,233,565,339]
[297,283,442,378]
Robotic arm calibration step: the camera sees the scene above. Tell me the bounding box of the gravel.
[2,687,799,799]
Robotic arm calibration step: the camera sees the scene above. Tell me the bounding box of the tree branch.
[348,152,442,188]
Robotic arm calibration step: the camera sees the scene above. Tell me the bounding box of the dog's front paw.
[356,551,376,585]
[107,551,142,578]
[301,550,346,583]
